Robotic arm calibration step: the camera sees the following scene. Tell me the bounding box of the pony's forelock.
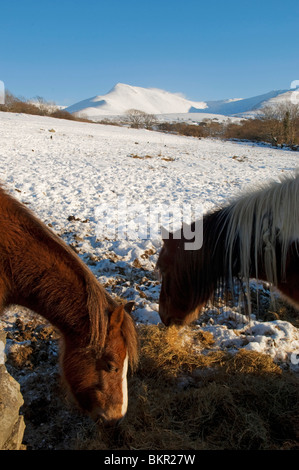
[161,213,227,314]
[122,310,139,370]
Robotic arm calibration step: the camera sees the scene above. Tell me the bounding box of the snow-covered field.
[0,111,298,372]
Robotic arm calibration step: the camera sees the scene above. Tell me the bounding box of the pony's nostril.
[92,408,125,428]
[161,316,170,326]
[96,415,123,429]
[105,417,123,429]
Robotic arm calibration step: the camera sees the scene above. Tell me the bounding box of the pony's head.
[156,216,225,326]
[156,229,206,326]
[62,302,138,427]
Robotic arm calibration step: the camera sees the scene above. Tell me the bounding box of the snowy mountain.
[66,83,207,118]
[65,83,294,120]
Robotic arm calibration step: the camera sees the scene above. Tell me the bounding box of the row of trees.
[224,103,299,148]
[260,103,299,147]
[124,103,299,149]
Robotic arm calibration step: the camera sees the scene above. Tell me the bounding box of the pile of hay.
[77,324,299,450]
[3,305,299,450]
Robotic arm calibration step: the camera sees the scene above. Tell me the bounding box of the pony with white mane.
[157,174,299,326]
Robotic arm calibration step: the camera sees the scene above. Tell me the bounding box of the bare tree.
[259,102,299,147]
[32,96,58,115]
[125,109,156,129]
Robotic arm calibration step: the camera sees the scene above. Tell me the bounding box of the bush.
[224,119,273,143]
[224,108,299,148]
[49,109,76,121]
[156,121,206,138]
[0,91,88,122]
[0,91,41,115]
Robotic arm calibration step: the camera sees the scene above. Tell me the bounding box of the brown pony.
[0,186,138,426]
[157,174,299,326]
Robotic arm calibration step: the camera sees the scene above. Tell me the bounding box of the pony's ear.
[161,225,170,241]
[161,225,181,253]
[161,226,181,242]
[110,305,124,329]
[124,301,134,314]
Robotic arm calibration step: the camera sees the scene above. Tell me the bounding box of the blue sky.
[1,0,298,106]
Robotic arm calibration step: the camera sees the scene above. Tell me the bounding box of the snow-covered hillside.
[66,83,207,118]
[0,111,298,371]
[198,89,293,116]
[65,83,295,120]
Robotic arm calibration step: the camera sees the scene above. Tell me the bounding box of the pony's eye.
[106,363,118,373]
[97,356,119,373]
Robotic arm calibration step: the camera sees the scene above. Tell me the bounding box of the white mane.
[224,173,299,310]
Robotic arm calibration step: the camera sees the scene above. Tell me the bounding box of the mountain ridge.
[65,83,294,120]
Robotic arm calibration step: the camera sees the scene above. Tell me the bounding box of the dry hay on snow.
[3,312,299,450]
[90,325,299,450]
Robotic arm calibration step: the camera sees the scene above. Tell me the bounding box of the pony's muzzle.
[92,408,125,428]
[104,417,124,429]
[161,316,171,326]
[96,415,124,430]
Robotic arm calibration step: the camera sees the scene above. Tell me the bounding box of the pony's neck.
[1,198,108,343]
[0,187,116,350]
[12,255,94,339]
